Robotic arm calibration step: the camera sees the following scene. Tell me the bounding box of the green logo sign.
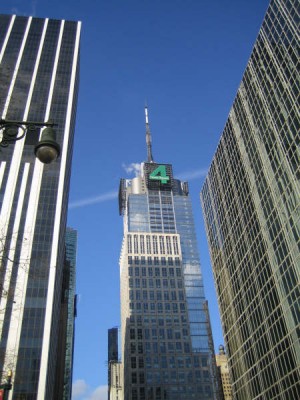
[149,165,170,184]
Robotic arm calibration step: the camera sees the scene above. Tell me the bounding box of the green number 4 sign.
[149,165,170,184]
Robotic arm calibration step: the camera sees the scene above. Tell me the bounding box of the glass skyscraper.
[108,327,119,400]
[201,0,299,399]
[63,227,78,400]
[0,15,80,399]
[53,227,78,400]
[118,109,217,400]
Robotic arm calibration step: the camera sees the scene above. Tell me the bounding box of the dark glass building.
[0,15,80,399]
[118,109,217,400]
[201,0,299,398]
[108,327,119,400]
[53,227,78,400]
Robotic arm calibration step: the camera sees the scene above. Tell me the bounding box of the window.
[134,235,139,253]
[128,235,132,253]
[131,357,136,368]
[146,236,151,254]
[166,237,172,254]
[153,236,158,254]
[159,236,165,253]
[140,235,145,253]
[173,237,179,254]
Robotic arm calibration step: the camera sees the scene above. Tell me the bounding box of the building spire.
[145,105,154,162]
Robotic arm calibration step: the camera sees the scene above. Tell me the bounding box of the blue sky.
[2,1,270,399]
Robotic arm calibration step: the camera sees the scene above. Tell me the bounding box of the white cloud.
[72,379,88,398]
[122,162,141,176]
[72,380,107,400]
[177,167,208,181]
[86,385,108,400]
[68,191,118,209]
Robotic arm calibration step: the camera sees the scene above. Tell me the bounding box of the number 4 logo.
[149,165,170,184]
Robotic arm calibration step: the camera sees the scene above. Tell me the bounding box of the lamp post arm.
[0,119,57,128]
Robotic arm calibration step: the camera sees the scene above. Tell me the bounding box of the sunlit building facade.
[201,0,299,399]
[118,110,217,400]
[0,15,80,399]
[215,345,232,400]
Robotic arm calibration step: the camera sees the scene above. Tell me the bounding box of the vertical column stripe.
[37,19,75,400]
[0,15,16,63]
[0,17,32,237]
[0,163,30,357]
[0,16,48,348]
[38,20,81,399]
[0,162,6,190]
[8,19,66,400]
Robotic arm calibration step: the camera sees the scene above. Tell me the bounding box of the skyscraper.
[64,228,78,400]
[53,227,78,400]
[0,15,80,399]
[119,108,217,400]
[200,1,299,398]
[215,345,232,400]
[108,327,119,400]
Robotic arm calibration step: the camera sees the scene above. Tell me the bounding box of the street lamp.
[0,119,60,164]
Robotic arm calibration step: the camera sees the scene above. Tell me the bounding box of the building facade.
[201,0,299,398]
[108,327,119,400]
[63,227,78,400]
[0,15,80,399]
[53,227,78,400]
[109,361,123,400]
[215,345,232,400]
[118,109,217,400]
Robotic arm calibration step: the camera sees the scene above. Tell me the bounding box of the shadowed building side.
[0,15,80,400]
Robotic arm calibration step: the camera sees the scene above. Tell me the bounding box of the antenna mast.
[145,106,154,162]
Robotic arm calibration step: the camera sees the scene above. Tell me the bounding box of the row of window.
[128,265,181,277]
[129,278,183,289]
[127,234,179,255]
[129,301,186,314]
[128,256,180,266]
[129,289,184,301]
[129,314,188,326]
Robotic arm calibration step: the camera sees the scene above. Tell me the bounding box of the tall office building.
[215,345,232,400]
[201,1,299,399]
[0,15,80,399]
[53,227,78,400]
[118,108,217,400]
[108,327,119,400]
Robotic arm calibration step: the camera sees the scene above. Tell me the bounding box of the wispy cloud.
[68,191,118,209]
[72,380,107,400]
[68,166,208,210]
[31,0,38,16]
[177,167,208,181]
[122,162,141,176]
